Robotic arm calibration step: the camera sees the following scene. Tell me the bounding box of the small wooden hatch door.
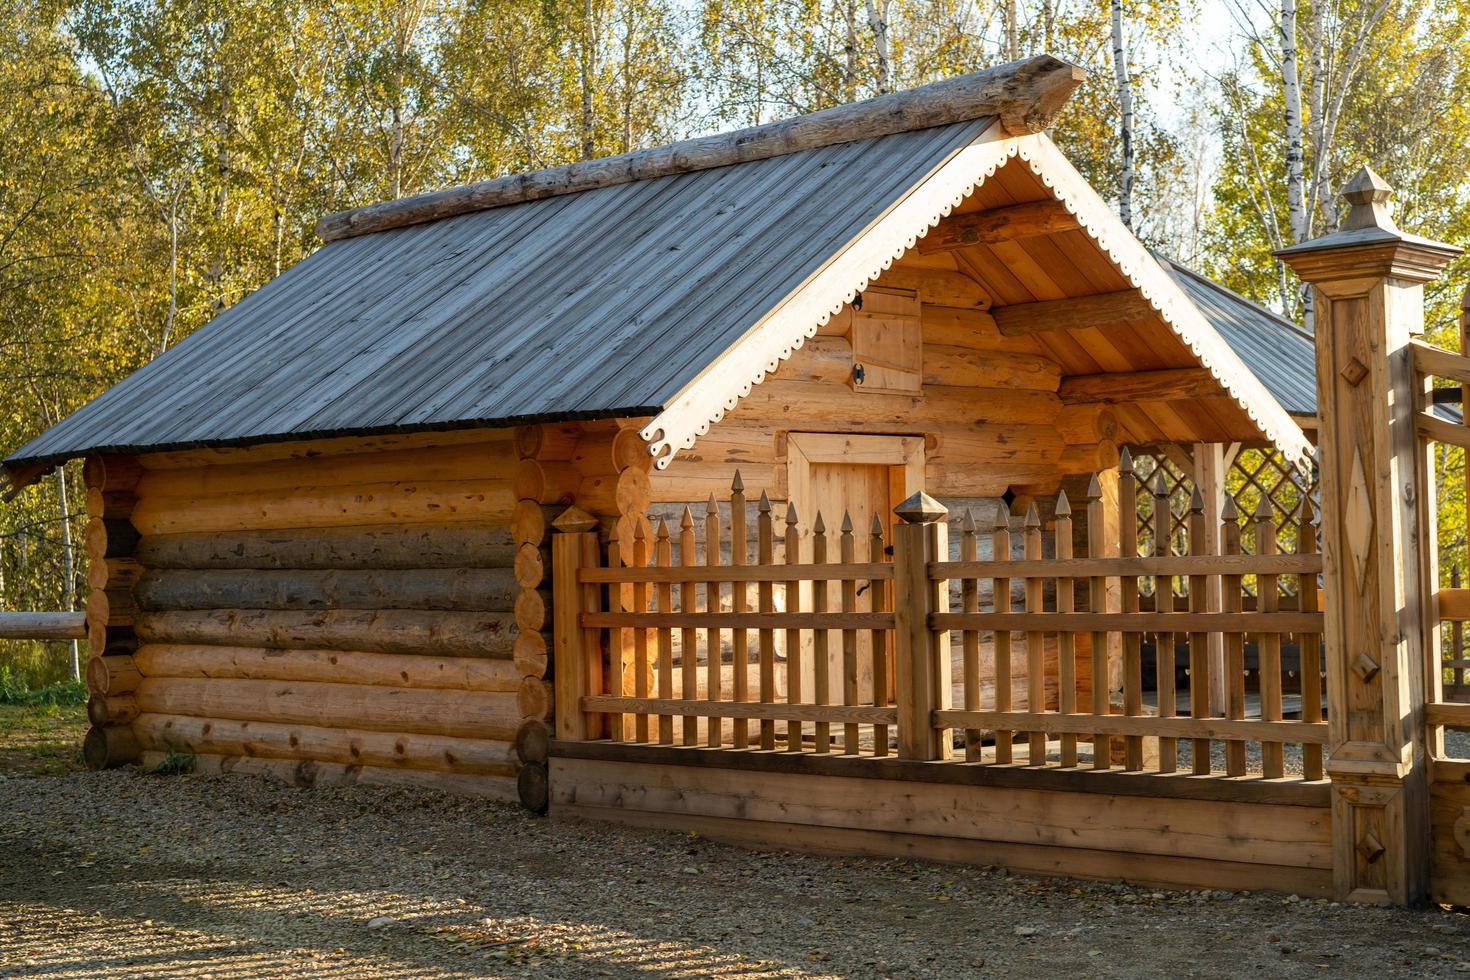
[785,433,925,706]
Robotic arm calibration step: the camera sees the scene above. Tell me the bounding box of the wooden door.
[787,434,924,707]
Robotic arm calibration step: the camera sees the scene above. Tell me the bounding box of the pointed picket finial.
[993,506,1011,532]
[1189,488,1205,514]
[706,492,719,516]
[1055,489,1071,517]
[813,511,826,535]
[680,504,694,530]
[758,490,771,514]
[894,491,948,524]
[1221,494,1240,522]
[1151,470,1169,498]
[961,509,976,533]
[655,518,670,541]
[785,501,799,527]
[731,470,745,494]
[1254,494,1274,520]
[870,513,883,536]
[634,519,647,541]
[552,505,598,534]
[840,511,853,534]
[1118,445,1134,474]
[1086,473,1103,501]
[1024,501,1041,529]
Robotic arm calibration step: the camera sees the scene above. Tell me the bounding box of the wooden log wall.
[83,455,144,770]
[87,430,543,807]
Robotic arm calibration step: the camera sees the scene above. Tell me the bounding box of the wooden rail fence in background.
[0,612,87,641]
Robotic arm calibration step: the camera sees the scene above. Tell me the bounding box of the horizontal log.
[132,644,522,692]
[134,677,522,741]
[583,696,898,725]
[134,439,517,499]
[134,567,529,613]
[513,458,581,505]
[87,588,136,628]
[316,56,1085,240]
[83,455,144,491]
[84,725,139,770]
[917,200,1078,253]
[129,480,516,535]
[513,631,549,678]
[135,609,529,658]
[1058,368,1219,405]
[728,381,1061,427]
[931,611,1323,633]
[934,554,1322,579]
[0,612,86,641]
[87,654,142,696]
[88,694,139,727]
[154,751,519,800]
[515,423,582,461]
[133,713,519,776]
[136,524,520,571]
[992,290,1155,337]
[775,337,1061,392]
[512,500,560,549]
[931,710,1329,745]
[85,488,137,520]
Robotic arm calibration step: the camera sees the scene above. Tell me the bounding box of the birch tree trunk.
[1110,0,1134,230]
[1005,0,1020,60]
[865,0,890,95]
[54,466,79,681]
[580,0,596,160]
[1279,0,1311,324]
[843,0,858,103]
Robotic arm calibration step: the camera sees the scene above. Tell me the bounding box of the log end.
[84,725,141,770]
[514,719,550,765]
[517,761,549,815]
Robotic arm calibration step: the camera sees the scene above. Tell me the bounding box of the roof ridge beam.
[1058,367,1220,405]
[316,55,1086,243]
[916,199,1078,253]
[992,289,1153,336]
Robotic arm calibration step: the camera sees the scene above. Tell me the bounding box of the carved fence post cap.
[552,505,598,533]
[1341,166,1396,231]
[894,491,948,524]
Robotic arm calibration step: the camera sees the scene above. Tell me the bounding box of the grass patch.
[147,749,196,776]
[0,666,86,708]
[0,701,86,776]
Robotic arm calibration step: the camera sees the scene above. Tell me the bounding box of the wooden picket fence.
[553,458,1328,782]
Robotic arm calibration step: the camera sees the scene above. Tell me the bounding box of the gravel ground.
[2,768,1469,979]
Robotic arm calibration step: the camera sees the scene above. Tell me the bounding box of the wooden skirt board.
[549,756,1333,896]
[145,751,521,802]
[1429,770,1470,906]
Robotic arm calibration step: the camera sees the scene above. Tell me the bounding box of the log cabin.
[2,54,1320,813]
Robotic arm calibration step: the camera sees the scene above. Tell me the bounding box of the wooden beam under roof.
[917,200,1078,254]
[1058,368,1220,405]
[992,289,1154,337]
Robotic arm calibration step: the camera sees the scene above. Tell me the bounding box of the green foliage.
[147,748,196,776]
[0,667,86,707]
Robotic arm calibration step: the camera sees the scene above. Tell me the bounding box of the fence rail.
[555,456,1329,784]
[0,611,87,641]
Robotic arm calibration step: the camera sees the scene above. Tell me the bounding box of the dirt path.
[1,763,1468,978]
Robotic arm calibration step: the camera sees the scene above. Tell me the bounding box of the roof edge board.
[640,118,1019,468]
[644,128,1314,471]
[317,56,1086,242]
[1014,134,1314,467]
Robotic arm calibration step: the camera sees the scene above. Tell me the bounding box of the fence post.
[893,492,951,760]
[552,506,603,742]
[1278,167,1460,906]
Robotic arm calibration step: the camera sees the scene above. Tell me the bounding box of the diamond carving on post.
[1357,828,1386,864]
[1340,357,1369,387]
[1345,446,1373,593]
[1353,651,1381,682]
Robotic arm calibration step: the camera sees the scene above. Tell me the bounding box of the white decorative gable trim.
[640,126,1312,470]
